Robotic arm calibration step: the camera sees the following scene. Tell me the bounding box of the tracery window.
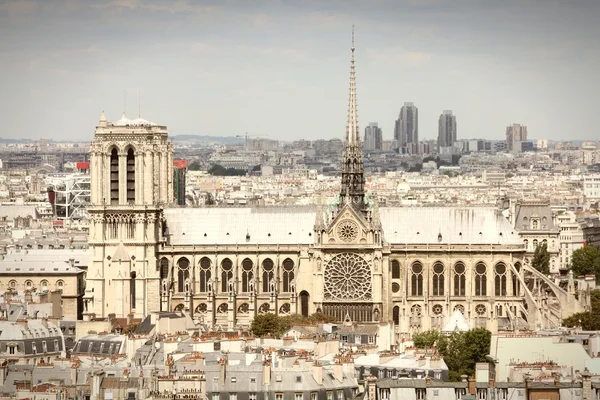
[410,304,422,317]
[241,258,254,293]
[130,271,136,309]
[454,304,465,314]
[494,263,507,296]
[221,259,233,293]
[474,262,487,296]
[177,257,190,293]
[40,280,48,291]
[512,262,521,296]
[391,260,400,279]
[199,257,211,292]
[126,148,135,204]
[279,303,291,314]
[323,253,371,300]
[533,239,538,248]
[410,262,423,296]
[195,303,208,313]
[282,259,294,293]
[432,262,445,296]
[453,262,466,296]
[475,304,486,316]
[110,148,119,205]
[262,259,274,293]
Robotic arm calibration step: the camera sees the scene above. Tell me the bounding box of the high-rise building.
[506,124,528,152]
[363,122,382,151]
[394,102,418,152]
[437,110,457,150]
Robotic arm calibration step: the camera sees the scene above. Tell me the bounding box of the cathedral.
[85,35,583,337]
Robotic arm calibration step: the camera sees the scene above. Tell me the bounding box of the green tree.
[188,161,201,171]
[208,164,247,176]
[443,328,492,381]
[412,330,443,348]
[532,242,550,275]
[250,314,284,337]
[571,246,600,279]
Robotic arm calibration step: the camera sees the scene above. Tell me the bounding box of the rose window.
[432,304,443,315]
[411,304,422,317]
[259,303,270,314]
[324,253,371,300]
[454,304,465,314]
[336,220,359,242]
[217,303,228,314]
[237,303,249,314]
[279,303,291,314]
[476,304,486,316]
[195,303,208,313]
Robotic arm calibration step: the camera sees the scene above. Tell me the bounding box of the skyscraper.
[438,110,457,150]
[506,124,528,152]
[394,102,419,153]
[363,122,382,151]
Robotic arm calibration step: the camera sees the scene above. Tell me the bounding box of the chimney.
[262,360,271,386]
[468,376,476,395]
[312,363,323,385]
[283,336,293,346]
[367,376,377,400]
[425,375,431,385]
[488,378,494,389]
[582,368,592,400]
[333,362,344,382]
[127,313,134,325]
[70,362,79,386]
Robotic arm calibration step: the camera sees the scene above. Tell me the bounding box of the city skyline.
[0,0,598,142]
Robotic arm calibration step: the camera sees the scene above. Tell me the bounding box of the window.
[262,259,274,293]
[416,389,426,400]
[229,393,237,400]
[532,220,538,230]
[249,395,257,400]
[41,280,48,291]
[454,262,466,296]
[57,280,64,289]
[327,392,333,400]
[311,393,317,400]
[368,336,374,344]
[110,148,119,204]
[282,258,295,292]
[494,263,507,296]
[432,262,444,296]
[391,260,400,279]
[474,263,487,296]
[221,259,233,293]
[276,394,284,400]
[241,258,254,292]
[393,306,400,325]
[199,257,212,292]
[411,262,423,296]
[338,390,344,400]
[126,148,135,204]
[477,389,487,400]
[213,394,220,400]
[177,258,190,293]
[8,344,16,354]
[455,389,466,400]
[130,271,136,309]
[231,377,237,383]
[296,394,303,400]
[533,239,538,248]
[32,343,37,354]
[499,389,508,400]
[296,376,302,383]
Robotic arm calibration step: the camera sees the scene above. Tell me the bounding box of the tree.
[188,161,201,171]
[443,328,492,381]
[532,242,550,275]
[412,330,444,348]
[571,246,600,279]
[208,164,247,176]
[250,313,335,337]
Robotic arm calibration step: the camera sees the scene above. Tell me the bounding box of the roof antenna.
[351,24,355,52]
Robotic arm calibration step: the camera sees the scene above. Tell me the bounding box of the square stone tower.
[85,112,173,318]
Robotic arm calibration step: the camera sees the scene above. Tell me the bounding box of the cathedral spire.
[339,26,366,212]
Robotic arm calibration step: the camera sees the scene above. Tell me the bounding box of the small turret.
[99,111,107,128]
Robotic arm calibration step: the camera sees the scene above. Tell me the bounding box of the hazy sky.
[1,0,598,142]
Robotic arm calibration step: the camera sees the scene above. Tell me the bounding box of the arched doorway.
[299,291,310,317]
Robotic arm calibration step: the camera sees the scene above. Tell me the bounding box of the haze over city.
[1,0,598,142]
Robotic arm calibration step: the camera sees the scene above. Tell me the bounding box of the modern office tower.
[506,124,528,152]
[437,110,457,150]
[394,102,419,152]
[363,122,382,151]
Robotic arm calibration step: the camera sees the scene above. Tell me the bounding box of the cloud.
[0,0,38,14]
[92,0,216,14]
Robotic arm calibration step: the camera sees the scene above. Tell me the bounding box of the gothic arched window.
[130,271,136,309]
[199,257,211,292]
[262,259,274,293]
[410,262,423,296]
[393,306,400,325]
[126,148,135,204]
[282,259,294,293]
[494,263,507,296]
[159,257,169,280]
[110,148,119,204]
[453,262,466,296]
[391,260,400,279]
[241,258,253,293]
[475,262,487,296]
[512,262,521,296]
[432,262,445,296]
[221,259,233,293]
[177,258,190,293]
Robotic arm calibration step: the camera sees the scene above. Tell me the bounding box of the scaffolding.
[47,173,90,220]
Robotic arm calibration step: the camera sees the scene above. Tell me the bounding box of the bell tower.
[86,112,174,318]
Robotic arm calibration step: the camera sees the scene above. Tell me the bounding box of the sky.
[0,0,599,143]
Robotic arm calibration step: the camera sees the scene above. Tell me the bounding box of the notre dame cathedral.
[85,35,583,338]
